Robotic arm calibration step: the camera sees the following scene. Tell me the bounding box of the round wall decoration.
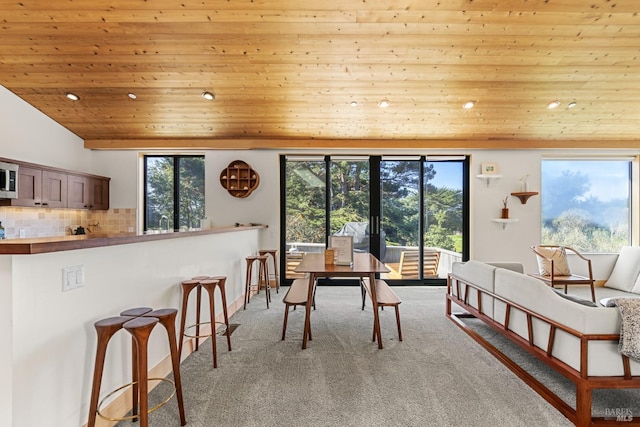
[220,160,260,198]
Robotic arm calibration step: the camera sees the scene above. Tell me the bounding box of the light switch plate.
[62,265,84,292]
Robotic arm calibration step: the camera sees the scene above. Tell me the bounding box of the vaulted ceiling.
[1,0,639,150]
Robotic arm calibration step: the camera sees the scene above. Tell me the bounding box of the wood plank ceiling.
[0,0,639,150]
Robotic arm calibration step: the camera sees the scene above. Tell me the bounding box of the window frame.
[143,154,205,232]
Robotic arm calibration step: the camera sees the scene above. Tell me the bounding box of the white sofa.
[446,253,640,427]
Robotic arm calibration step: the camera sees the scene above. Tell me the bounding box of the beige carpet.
[116,286,576,427]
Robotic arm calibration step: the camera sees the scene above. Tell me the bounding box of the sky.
[429,161,463,190]
[542,160,630,202]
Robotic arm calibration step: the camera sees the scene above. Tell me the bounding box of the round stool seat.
[124,316,159,330]
[144,308,178,318]
[191,275,210,281]
[94,316,133,329]
[120,307,153,317]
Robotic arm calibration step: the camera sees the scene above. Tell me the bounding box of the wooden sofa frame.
[446,273,640,426]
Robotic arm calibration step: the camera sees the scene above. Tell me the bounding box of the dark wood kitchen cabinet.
[14,166,41,207]
[1,166,68,208]
[42,170,68,208]
[0,157,109,210]
[67,174,109,210]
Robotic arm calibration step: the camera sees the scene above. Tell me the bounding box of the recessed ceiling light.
[567,101,577,109]
[66,93,79,101]
[350,101,358,107]
[547,100,561,109]
[463,100,475,109]
[201,91,215,101]
[128,92,137,100]
[378,99,390,108]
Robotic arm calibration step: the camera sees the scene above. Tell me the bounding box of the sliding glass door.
[281,155,468,284]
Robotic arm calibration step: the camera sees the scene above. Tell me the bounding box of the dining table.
[294,252,390,349]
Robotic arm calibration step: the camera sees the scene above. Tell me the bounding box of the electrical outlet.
[62,265,84,292]
[19,229,25,238]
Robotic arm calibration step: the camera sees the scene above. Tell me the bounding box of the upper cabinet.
[15,166,42,207]
[0,159,109,210]
[68,174,109,210]
[43,170,68,208]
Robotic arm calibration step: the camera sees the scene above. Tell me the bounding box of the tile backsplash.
[0,207,136,239]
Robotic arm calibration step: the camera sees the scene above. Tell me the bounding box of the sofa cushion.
[451,260,497,292]
[534,246,571,276]
[605,246,640,292]
[552,288,598,307]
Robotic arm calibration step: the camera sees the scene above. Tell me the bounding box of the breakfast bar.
[0,225,265,427]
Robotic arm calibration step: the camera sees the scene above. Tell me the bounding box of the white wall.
[0,86,92,171]
[0,256,12,426]
[471,150,543,272]
[9,230,259,426]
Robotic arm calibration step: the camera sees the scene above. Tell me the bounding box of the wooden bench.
[281,278,316,340]
[361,278,403,341]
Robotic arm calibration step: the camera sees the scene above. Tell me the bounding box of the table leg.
[368,273,383,349]
[302,273,316,349]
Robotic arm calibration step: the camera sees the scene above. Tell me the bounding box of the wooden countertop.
[0,224,267,255]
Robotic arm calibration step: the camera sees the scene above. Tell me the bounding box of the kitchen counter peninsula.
[0,224,266,254]
[1,223,266,426]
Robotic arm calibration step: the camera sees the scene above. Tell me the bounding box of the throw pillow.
[606,246,640,292]
[535,246,571,276]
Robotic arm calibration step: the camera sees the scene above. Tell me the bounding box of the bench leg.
[282,305,290,340]
[282,303,312,341]
[372,304,403,342]
[394,305,403,341]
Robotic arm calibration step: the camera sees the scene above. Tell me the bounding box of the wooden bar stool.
[206,275,232,353]
[87,316,134,427]
[139,308,186,424]
[259,249,280,293]
[87,307,186,427]
[123,316,159,427]
[178,276,231,368]
[244,255,271,309]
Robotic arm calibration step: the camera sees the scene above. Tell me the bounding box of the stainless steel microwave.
[0,161,19,199]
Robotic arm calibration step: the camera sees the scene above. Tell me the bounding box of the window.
[144,155,205,232]
[541,158,631,252]
[281,154,468,283]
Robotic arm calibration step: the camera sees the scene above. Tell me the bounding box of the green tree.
[285,158,463,254]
